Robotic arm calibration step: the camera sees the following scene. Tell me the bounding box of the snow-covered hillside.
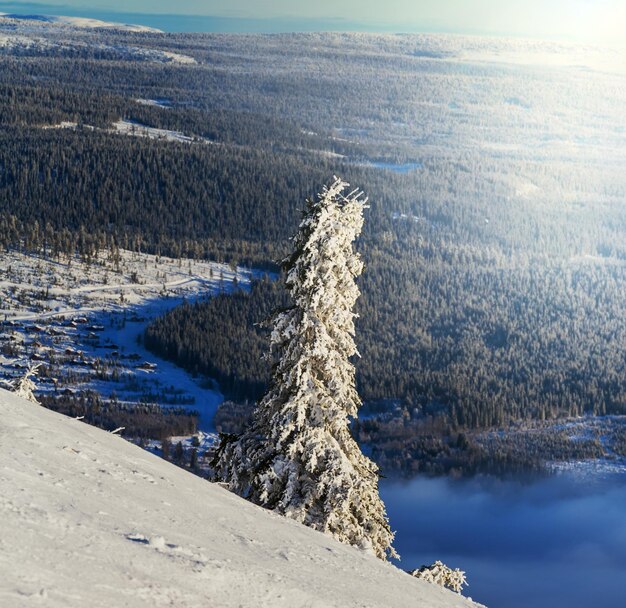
[0,388,483,608]
[0,14,196,64]
[0,13,161,33]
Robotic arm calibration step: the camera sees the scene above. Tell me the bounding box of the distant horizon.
[1,1,625,46]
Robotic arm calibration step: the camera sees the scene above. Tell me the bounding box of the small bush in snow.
[10,363,41,404]
[409,560,468,594]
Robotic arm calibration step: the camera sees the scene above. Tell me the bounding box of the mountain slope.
[0,13,161,32]
[0,389,482,608]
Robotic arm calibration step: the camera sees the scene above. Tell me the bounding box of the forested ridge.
[146,251,626,429]
[1,23,625,444]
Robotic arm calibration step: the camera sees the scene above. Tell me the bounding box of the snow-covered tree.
[214,177,397,560]
[11,363,41,404]
[409,561,468,594]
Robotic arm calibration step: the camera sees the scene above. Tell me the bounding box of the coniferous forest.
[1,23,625,471]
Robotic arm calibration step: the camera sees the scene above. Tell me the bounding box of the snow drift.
[0,388,483,607]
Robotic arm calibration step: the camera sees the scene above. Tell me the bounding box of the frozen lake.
[382,472,626,607]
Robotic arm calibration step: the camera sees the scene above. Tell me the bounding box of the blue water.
[0,3,374,33]
[381,474,626,607]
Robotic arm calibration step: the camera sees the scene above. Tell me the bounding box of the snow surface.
[0,32,53,50]
[38,118,207,143]
[0,33,196,64]
[0,388,483,608]
[113,119,211,144]
[135,98,172,109]
[41,121,80,129]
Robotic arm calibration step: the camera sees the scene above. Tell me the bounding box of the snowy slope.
[0,389,483,608]
[0,13,161,33]
[0,14,195,64]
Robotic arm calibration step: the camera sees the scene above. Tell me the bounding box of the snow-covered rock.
[0,388,483,607]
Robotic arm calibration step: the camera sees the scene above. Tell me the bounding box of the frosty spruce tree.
[215,177,397,560]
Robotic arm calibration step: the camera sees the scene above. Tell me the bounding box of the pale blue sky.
[1,0,625,42]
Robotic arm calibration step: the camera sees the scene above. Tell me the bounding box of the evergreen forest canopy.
[1,18,626,430]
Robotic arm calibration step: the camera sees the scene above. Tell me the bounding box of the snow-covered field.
[546,416,626,480]
[474,414,626,482]
[0,249,262,437]
[0,388,482,608]
[456,38,626,74]
[0,34,196,64]
[0,32,53,50]
[136,98,172,109]
[38,118,210,146]
[548,457,626,480]
[112,119,212,144]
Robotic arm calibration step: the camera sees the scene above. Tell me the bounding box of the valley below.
[0,13,625,606]
[2,246,624,608]
[0,249,262,458]
[2,247,624,481]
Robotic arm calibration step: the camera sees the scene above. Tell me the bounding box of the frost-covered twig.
[409,560,468,594]
[110,427,125,435]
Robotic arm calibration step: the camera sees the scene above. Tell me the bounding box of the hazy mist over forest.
[2,0,625,43]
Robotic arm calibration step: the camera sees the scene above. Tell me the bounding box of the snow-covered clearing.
[41,121,80,130]
[136,98,172,109]
[38,117,206,145]
[0,249,264,434]
[548,457,626,481]
[0,388,482,608]
[0,33,53,50]
[545,416,626,480]
[458,43,626,75]
[0,34,196,64]
[112,119,212,144]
